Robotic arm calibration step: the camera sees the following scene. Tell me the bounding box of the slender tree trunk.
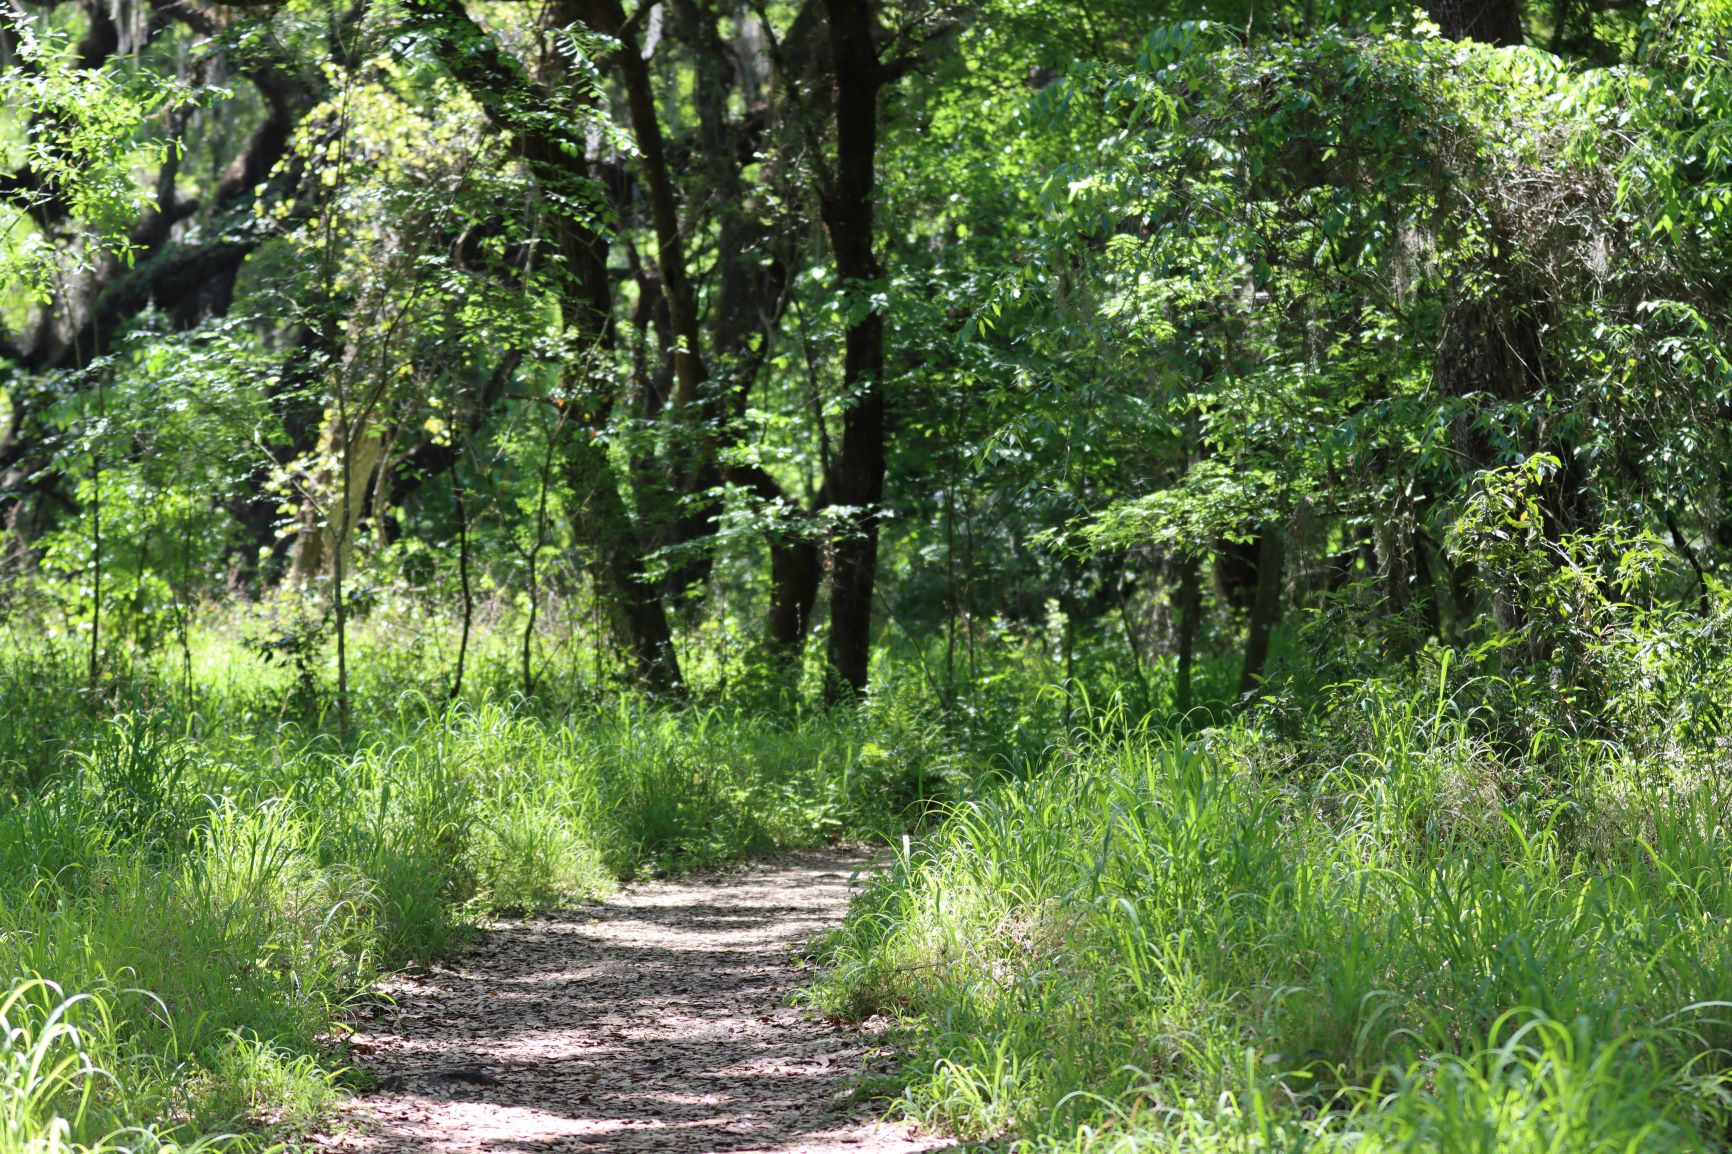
[1116,582,1149,699]
[335,416,352,741]
[87,376,103,693]
[450,455,472,699]
[176,517,194,708]
[522,546,538,699]
[1375,514,1412,615]
[945,471,958,698]
[579,0,707,409]
[580,0,716,607]
[1237,530,1285,700]
[1668,511,1711,614]
[820,0,887,704]
[1175,552,1201,714]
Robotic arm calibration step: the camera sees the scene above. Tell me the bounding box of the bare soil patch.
[309,851,944,1154]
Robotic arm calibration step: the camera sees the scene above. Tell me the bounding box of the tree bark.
[573,0,708,409]
[565,430,684,694]
[587,0,804,625]
[288,407,385,585]
[1175,552,1201,715]
[732,463,824,659]
[1237,530,1285,700]
[819,0,887,704]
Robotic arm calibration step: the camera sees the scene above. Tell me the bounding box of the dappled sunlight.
[316,853,945,1154]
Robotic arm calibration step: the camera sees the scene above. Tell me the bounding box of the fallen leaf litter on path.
[309,851,946,1154]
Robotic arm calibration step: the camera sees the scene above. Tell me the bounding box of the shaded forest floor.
[312,851,945,1154]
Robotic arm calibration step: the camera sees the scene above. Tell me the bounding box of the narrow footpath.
[311,851,944,1154]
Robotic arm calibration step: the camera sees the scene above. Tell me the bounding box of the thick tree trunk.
[1213,536,1260,611]
[1412,532,1443,639]
[288,408,384,586]
[559,239,684,695]
[1237,530,1285,700]
[1374,514,1413,614]
[731,464,824,660]
[565,431,684,694]
[820,0,887,704]
[769,535,823,659]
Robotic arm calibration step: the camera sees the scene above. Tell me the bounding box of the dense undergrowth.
[808,662,1732,1152]
[14,585,1732,1153]
[0,616,980,1153]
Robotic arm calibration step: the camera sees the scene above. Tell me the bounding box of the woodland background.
[7,0,1732,1149]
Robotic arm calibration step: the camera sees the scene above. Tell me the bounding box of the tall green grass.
[0,629,970,1151]
[807,682,1732,1152]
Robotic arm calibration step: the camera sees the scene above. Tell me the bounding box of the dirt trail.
[312,851,943,1154]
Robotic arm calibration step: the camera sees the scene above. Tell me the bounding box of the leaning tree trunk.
[820,0,888,704]
[287,407,384,586]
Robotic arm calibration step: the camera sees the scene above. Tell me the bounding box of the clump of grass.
[472,776,611,913]
[806,687,1732,1152]
[187,1033,344,1138]
[0,981,110,1149]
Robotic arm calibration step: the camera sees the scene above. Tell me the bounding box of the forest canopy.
[1,0,1728,720]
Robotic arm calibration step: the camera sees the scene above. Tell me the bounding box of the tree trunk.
[1237,530,1285,700]
[1667,511,1711,614]
[566,430,684,694]
[769,535,823,659]
[1412,531,1444,640]
[820,0,887,704]
[1175,552,1201,714]
[1374,514,1413,614]
[288,407,385,586]
[577,0,708,410]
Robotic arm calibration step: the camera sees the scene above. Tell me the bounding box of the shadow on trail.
[321,853,939,1154]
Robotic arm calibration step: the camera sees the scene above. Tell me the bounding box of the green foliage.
[11,0,1732,1150]
[0,624,997,1149]
[808,679,1732,1151]
[0,12,188,300]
